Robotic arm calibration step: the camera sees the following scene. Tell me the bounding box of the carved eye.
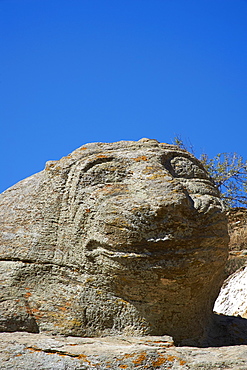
[169,157,209,179]
[81,160,127,187]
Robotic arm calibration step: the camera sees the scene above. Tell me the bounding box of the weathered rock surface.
[225,208,247,278]
[1,331,247,370]
[0,139,229,345]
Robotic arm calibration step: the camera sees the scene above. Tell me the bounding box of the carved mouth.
[83,235,194,262]
[85,245,153,259]
[147,235,172,242]
[101,249,153,259]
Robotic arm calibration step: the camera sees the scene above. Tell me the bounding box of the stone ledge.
[1,331,247,370]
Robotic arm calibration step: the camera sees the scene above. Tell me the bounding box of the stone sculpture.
[0,139,229,345]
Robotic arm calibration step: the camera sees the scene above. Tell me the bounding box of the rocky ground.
[1,329,247,370]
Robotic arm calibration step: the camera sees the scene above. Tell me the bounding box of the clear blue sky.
[1,0,247,193]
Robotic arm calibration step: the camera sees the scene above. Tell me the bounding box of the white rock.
[214,266,247,318]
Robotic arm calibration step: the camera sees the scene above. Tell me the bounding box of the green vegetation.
[173,137,247,208]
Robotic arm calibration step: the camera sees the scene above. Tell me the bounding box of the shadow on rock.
[202,313,247,347]
[0,316,39,334]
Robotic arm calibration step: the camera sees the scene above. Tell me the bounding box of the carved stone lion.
[0,139,229,345]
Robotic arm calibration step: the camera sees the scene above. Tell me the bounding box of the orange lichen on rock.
[167,355,176,362]
[26,346,42,353]
[97,154,109,158]
[23,292,32,298]
[132,351,147,365]
[31,308,43,320]
[152,354,183,367]
[152,354,167,367]
[77,354,90,362]
[132,156,148,161]
[58,306,68,311]
[180,359,187,365]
